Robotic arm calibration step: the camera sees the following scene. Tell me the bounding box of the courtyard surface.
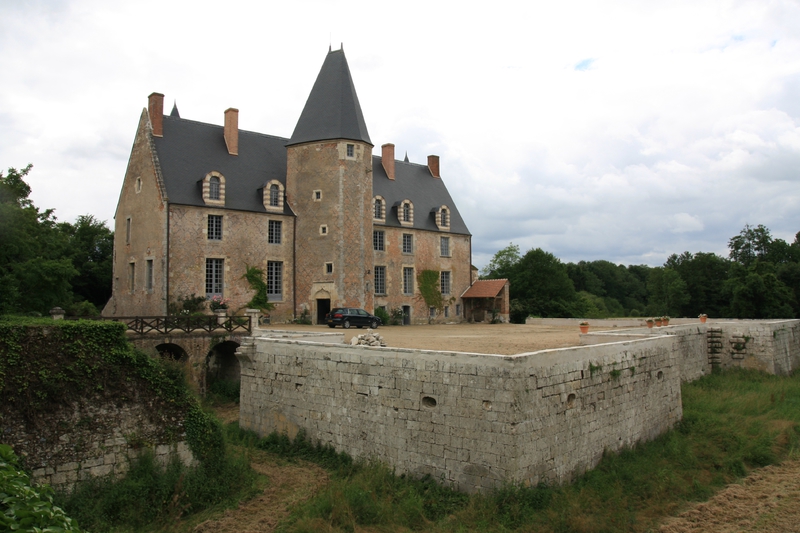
[260,322,614,355]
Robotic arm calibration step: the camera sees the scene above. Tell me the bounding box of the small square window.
[346,144,354,157]
[314,190,322,201]
[325,262,333,274]
[320,225,328,235]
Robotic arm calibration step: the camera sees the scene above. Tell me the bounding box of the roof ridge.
[163,115,289,141]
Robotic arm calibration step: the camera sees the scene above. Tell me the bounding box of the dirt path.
[659,459,800,533]
[191,447,328,533]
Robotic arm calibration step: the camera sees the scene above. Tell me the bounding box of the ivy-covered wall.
[0,319,223,491]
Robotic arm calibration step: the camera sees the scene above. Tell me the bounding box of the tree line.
[483,224,800,322]
[0,165,113,316]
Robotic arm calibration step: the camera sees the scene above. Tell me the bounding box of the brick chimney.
[224,108,239,156]
[148,92,164,137]
[382,143,395,180]
[428,155,440,178]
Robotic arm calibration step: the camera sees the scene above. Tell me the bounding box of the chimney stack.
[148,92,164,137]
[427,155,440,178]
[224,108,239,156]
[382,143,395,180]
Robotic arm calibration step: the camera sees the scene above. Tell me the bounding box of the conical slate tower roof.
[288,48,372,146]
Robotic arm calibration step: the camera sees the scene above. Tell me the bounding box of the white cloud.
[1,0,799,270]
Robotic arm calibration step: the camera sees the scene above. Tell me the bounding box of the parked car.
[325,308,381,329]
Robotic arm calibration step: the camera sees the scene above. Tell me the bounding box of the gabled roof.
[152,116,293,215]
[288,49,372,147]
[462,279,508,299]
[372,156,470,236]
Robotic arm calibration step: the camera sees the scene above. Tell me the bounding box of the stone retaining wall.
[237,331,705,492]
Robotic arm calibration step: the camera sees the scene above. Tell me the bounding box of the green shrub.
[373,307,390,325]
[0,444,86,532]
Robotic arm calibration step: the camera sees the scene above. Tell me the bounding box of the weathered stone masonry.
[237,320,800,493]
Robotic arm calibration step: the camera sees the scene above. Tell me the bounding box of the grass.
[52,368,800,532]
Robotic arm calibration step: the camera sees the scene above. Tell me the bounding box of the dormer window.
[202,172,225,206]
[398,200,414,227]
[373,196,386,221]
[263,180,284,212]
[435,205,451,231]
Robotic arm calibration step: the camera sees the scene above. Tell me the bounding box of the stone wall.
[4,402,194,493]
[237,332,703,493]
[708,320,800,375]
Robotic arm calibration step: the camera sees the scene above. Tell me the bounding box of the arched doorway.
[205,341,241,402]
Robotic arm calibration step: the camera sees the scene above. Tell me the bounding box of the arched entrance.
[205,341,241,401]
[155,343,188,362]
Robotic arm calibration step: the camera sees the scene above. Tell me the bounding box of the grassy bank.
[52,368,800,532]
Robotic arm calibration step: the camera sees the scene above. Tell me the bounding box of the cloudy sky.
[2,0,799,270]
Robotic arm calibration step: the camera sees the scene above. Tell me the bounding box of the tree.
[664,251,731,317]
[507,248,579,320]
[725,262,795,318]
[58,215,114,308]
[481,243,521,279]
[728,224,774,267]
[646,267,690,317]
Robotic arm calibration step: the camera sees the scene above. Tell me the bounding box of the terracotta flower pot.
[647,322,654,329]
[655,319,663,327]
[580,325,589,334]
[700,316,707,323]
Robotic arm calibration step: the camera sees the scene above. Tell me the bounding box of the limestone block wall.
[237,334,696,493]
[710,320,800,375]
[4,401,194,493]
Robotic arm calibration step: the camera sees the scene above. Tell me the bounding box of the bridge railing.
[67,315,252,334]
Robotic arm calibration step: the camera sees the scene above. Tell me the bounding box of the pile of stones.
[349,330,386,347]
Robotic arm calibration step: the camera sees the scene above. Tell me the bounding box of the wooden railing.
[67,315,252,334]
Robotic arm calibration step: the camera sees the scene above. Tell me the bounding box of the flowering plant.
[579,321,589,326]
[208,295,230,311]
[698,313,707,318]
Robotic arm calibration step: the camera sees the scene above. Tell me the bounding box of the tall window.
[374,198,383,219]
[440,208,449,227]
[403,267,414,295]
[374,266,386,295]
[269,184,280,207]
[267,261,283,300]
[373,230,385,251]
[440,236,450,257]
[128,262,135,292]
[268,220,282,244]
[146,259,153,291]
[209,177,221,200]
[346,144,354,157]
[402,234,413,254]
[206,258,223,297]
[125,217,131,244]
[440,271,451,295]
[208,215,222,240]
[402,202,411,222]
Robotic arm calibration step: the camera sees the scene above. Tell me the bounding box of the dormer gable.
[201,171,225,206]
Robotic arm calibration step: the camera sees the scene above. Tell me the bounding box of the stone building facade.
[103,49,472,324]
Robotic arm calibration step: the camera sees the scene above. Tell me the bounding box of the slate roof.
[153,116,293,216]
[462,279,508,299]
[288,49,371,146]
[149,49,469,235]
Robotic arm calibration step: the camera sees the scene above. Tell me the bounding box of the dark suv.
[325,308,381,329]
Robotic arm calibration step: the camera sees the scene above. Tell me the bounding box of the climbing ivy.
[243,265,274,313]
[416,269,454,317]
[0,317,224,466]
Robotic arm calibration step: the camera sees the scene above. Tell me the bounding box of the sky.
[1,0,799,271]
